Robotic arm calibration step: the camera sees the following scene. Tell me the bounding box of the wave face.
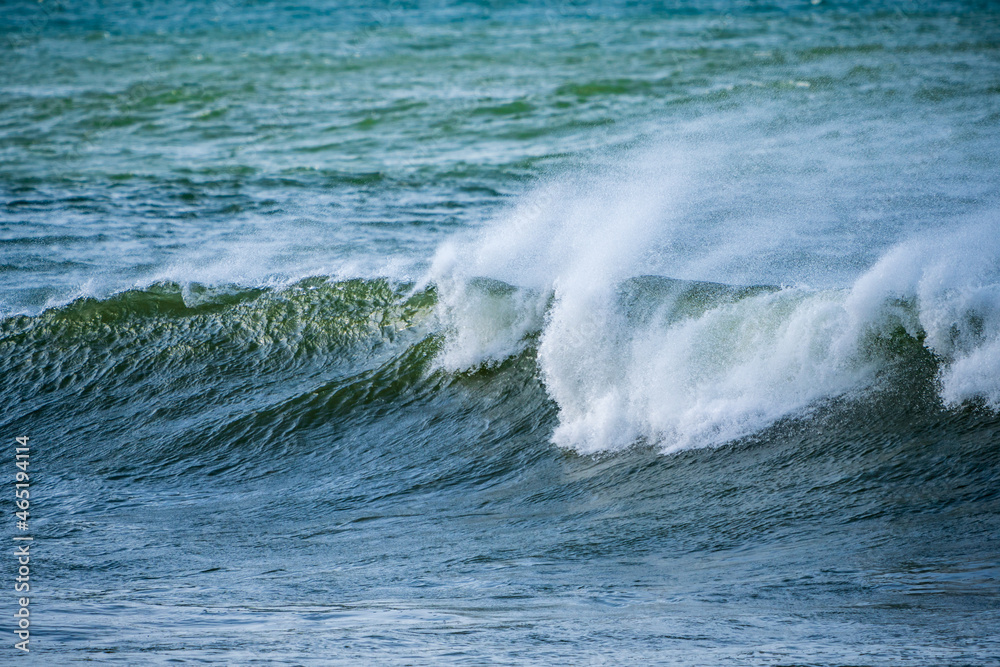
[4,268,996,468]
[7,231,997,464]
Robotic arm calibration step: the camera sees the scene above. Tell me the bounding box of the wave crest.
[427,147,1000,454]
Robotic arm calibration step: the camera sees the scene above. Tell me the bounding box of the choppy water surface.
[2,1,1000,664]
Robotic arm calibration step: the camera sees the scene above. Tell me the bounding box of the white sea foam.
[429,137,1000,453]
[848,219,1000,410]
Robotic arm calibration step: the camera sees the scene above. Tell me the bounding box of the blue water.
[2,1,1000,664]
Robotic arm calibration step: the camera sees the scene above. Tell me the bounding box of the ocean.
[2,0,999,664]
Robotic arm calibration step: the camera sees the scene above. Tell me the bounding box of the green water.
[2,1,1000,664]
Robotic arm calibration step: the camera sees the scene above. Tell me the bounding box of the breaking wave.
[427,148,1000,454]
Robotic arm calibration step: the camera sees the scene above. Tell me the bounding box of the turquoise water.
[2,1,1000,664]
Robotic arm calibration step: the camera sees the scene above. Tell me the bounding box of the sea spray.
[847,218,1000,409]
[429,142,1000,453]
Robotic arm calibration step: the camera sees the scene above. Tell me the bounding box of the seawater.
[2,1,999,664]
